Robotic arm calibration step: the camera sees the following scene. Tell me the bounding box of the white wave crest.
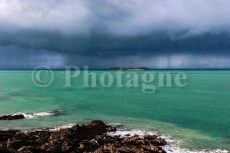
[48,124,76,132]
[107,129,229,153]
[13,110,64,119]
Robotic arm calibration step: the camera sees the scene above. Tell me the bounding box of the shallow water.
[0,70,229,152]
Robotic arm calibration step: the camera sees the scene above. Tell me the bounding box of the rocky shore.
[0,120,167,153]
[0,115,25,120]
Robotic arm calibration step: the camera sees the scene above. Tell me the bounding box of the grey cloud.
[1,0,230,35]
[1,0,230,68]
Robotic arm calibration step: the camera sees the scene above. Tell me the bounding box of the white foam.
[107,129,229,153]
[107,129,157,137]
[13,110,63,119]
[33,112,53,116]
[0,127,10,131]
[164,146,229,153]
[13,113,35,119]
[48,123,76,132]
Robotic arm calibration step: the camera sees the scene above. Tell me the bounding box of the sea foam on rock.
[0,110,64,120]
[107,128,229,153]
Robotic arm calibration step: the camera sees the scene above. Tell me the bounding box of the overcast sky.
[0,0,230,69]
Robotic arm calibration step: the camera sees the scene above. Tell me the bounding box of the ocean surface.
[0,70,229,152]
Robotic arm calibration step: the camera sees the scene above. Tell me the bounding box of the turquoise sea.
[0,70,229,152]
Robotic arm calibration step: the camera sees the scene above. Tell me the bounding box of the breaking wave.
[13,110,64,119]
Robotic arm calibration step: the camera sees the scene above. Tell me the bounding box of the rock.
[7,140,31,150]
[17,146,32,153]
[117,146,130,153]
[0,120,167,153]
[150,137,167,146]
[61,141,71,152]
[0,131,19,142]
[106,126,117,132]
[88,120,110,134]
[144,135,158,140]
[49,110,64,116]
[79,140,91,151]
[0,114,25,120]
[0,148,16,153]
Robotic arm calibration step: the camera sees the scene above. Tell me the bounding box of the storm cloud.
[0,0,230,68]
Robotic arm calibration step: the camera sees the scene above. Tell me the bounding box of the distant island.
[110,67,149,70]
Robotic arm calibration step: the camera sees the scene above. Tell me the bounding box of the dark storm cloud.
[2,0,230,35]
[1,30,230,56]
[1,0,230,68]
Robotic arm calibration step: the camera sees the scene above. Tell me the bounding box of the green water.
[0,70,229,151]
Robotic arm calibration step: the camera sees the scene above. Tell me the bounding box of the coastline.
[0,120,167,153]
[0,112,229,153]
[0,111,229,153]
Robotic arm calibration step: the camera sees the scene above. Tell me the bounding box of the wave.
[13,110,64,119]
[48,123,76,132]
[107,128,229,153]
[164,146,229,153]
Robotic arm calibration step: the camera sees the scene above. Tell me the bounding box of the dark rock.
[17,146,32,153]
[117,146,130,153]
[144,135,158,140]
[0,115,25,120]
[0,120,167,153]
[0,147,16,153]
[0,131,19,142]
[150,137,167,146]
[7,140,33,150]
[49,110,64,116]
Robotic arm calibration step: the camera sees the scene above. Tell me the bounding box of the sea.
[0,70,229,153]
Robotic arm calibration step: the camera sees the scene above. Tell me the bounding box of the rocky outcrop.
[0,120,167,153]
[0,115,25,120]
[48,110,64,116]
